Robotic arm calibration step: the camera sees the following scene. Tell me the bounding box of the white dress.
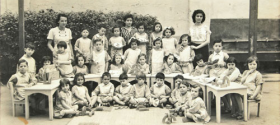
[124,48,141,69]
[162,37,176,56]
[151,49,164,74]
[91,50,107,74]
[57,52,73,77]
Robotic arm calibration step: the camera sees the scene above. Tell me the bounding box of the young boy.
[92,24,108,51]
[90,39,111,74]
[149,72,171,108]
[129,72,151,108]
[19,42,36,76]
[90,72,114,107]
[208,39,229,78]
[190,54,208,76]
[113,73,132,106]
[56,41,74,78]
[75,29,93,67]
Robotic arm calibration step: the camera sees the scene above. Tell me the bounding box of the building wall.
[1,0,279,35]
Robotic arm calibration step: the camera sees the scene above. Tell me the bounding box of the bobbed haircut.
[73,73,85,85]
[56,14,68,26]
[153,22,162,32]
[42,56,52,64]
[245,56,260,70]
[111,25,121,33]
[119,73,128,80]
[164,53,178,63]
[162,27,175,36]
[136,22,145,29]
[129,38,140,47]
[75,55,86,64]
[59,78,70,90]
[153,37,163,48]
[111,53,124,65]
[192,9,206,23]
[155,72,165,79]
[57,41,67,49]
[25,42,35,50]
[174,75,184,81]
[179,34,191,44]
[137,53,147,63]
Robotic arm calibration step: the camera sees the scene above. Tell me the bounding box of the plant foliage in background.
[0,9,158,83]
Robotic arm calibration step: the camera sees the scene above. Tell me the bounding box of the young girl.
[177,34,195,74]
[56,41,74,78]
[75,29,93,67]
[73,55,89,75]
[149,22,163,50]
[90,39,111,74]
[109,26,126,57]
[169,75,184,106]
[92,24,108,51]
[90,72,115,107]
[109,53,128,74]
[184,85,210,123]
[133,23,149,55]
[54,78,84,118]
[162,54,183,74]
[123,38,141,70]
[149,73,171,108]
[149,38,165,74]
[113,73,132,106]
[162,27,178,56]
[190,54,208,76]
[72,73,93,111]
[37,56,52,81]
[128,53,150,75]
[172,81,191,116]
[129,72,151,108]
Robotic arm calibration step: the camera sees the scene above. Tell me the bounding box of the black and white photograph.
[0,0,279,125]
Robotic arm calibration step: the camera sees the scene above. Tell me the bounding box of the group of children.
[8,20,263,123]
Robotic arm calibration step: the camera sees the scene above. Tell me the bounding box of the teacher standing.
[189,9,211,62]
[47,14,74,61]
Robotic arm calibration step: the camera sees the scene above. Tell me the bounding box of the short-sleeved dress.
[74,37,92,63]
[47,27,73,60]
[124,48,141,69]
[162,37,177,56]
[54,90,77,112]
[93,82,115,98]
[90,50,111,74]
[189,24,211,62]
[178,46,195,73]
[242,70,263,100]
[57,52,74,77]
[115,83,132,98]
[73,65,88,75]
[134,32,149,54]
[72,85,89,104]
[151,49,164,74]
[109,64,128,74]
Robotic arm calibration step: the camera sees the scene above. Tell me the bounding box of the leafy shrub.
[0,9,158,83]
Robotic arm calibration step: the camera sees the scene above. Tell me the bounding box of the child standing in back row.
[109,26,126,57]
[19,42,36,76]
[149,38,165,74]
[149,22,163,50]
[133,23,149,55]
[92,24,109,51]
[177,34,195,74]
[162,27,178,56]
[75,29,93,68]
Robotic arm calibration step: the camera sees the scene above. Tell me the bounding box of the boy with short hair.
[190,54,208,76]
[113,73,132,106]
[92,24,108,51]
[149,72,171,108]
[19,42,36,76]
[208,39,229,78]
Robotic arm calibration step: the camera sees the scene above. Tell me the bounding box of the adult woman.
[189,9,211,62]
[47,14,74,61]
[121,14,138,52]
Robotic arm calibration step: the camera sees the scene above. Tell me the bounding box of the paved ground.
[1,74,279,125]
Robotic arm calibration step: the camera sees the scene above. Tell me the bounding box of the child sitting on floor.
[149,72,171,108]
[113,73,132,106]
[90,72,115,107]
[129,72,151,108]
[183,85,210,123]
[172,81,192,116]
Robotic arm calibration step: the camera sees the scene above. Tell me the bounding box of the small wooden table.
[206,82,248,123]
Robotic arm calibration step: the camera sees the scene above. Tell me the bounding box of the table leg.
[48,95,53,121]
[243,94,248,121]
[207,91,211,115]
[25,95,29,119]
[216,96,221,123]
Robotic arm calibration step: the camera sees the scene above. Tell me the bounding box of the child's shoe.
[79,106,87,116]
[65,114,73,118]
[88,110,94,117]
